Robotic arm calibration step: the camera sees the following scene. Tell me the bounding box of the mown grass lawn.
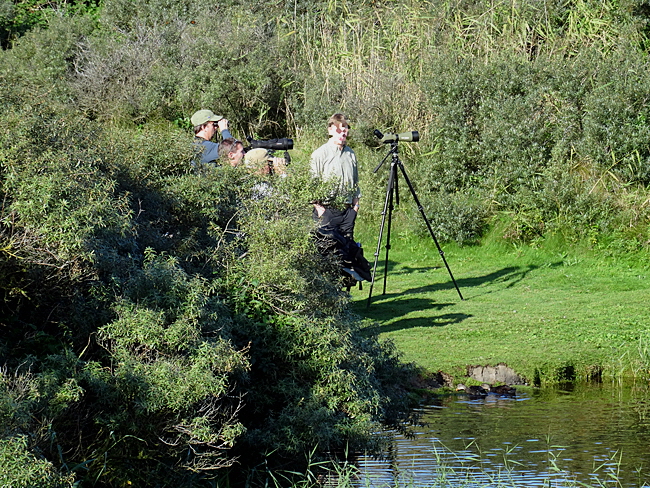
[350,228,650,385]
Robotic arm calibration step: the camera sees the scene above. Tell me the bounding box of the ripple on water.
[356,383,650,488]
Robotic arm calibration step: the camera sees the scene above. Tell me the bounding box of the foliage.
[0,434,75,488]
[4,0,650,484]
[0,105,414,484]
[208,168,417,466]
[86,252,249,483]
[422,191,490,245]
[71,0,293,135]
[0,10,415,484]
[0,0,98,49]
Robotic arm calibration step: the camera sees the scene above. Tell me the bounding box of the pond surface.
[357,383,650,487]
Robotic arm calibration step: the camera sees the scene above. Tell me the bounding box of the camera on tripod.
[374,130,420,144]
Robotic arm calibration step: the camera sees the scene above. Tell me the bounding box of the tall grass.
[259,438,639,488]
[280,0,646,130]
[285,1,435,132]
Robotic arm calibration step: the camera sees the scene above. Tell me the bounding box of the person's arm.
[309,147,323,178]
[352,150,360,209]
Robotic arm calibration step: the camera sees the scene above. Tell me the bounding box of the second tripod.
[366,131,464,307]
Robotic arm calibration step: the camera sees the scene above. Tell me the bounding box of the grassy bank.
[350,222,650,386]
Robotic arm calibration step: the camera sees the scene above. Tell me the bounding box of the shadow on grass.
[358,293,470,332]
[458,263,547,295]
[368,260,554,298]
[357,260,561,332]
[364,312,472,333]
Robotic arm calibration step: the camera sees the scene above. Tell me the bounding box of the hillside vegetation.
[2,0,650,486]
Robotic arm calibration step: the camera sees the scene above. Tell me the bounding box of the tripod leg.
[397,162,464,300]
[382,175,395,295]
[367,161,397,307]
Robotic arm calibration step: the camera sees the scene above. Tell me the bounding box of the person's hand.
[313,203,326,217]
[271,157,287,174]
[217,118,229,132]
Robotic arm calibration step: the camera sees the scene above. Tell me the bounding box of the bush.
[421,191,490,245]
[6,0,650,484]
[0,52,415,486]
[87,251,248,481]
[71,0,294,135]
[0,435,75,488]
[579,51,650,185]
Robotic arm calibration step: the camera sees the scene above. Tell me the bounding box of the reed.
[276,439,635,488]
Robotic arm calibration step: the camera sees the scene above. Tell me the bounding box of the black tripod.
[366,139,464,307]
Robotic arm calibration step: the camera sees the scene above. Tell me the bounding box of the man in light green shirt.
[310,113,360,240]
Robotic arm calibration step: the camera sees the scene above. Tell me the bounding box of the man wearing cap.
[244,148,287,176]
[191,109,233,166]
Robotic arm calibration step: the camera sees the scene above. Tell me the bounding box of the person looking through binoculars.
[310,113,360,241]
[191,109,233,166]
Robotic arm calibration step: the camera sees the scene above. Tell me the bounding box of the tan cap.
[191,109,223,126]
[244,148,270,169]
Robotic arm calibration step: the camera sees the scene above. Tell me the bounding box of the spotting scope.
[374,129,420,143]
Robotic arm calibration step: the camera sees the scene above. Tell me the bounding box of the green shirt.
[310,141,360,205]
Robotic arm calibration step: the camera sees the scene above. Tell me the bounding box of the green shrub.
[7,0,650,484]
[0,97,415,485]
[421,191,490,245]
[0,435,75,488]
[200,164,419,471]
[71,0,294,135]
[579,51,650,184]
[0,1,98,49]
[88,251,248,479]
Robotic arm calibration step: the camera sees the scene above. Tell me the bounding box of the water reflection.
[358,383,650,487]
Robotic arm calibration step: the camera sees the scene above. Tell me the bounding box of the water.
[357,383,650,487]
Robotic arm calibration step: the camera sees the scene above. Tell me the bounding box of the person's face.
[229,143,245,167]
[328,122,349,147]
[202,121,218,140]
